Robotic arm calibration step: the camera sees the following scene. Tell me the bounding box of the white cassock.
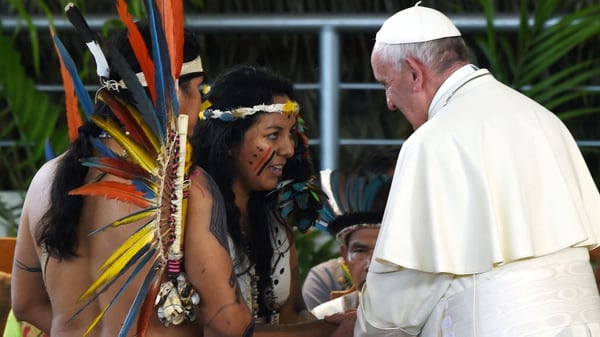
[356,66,600,336]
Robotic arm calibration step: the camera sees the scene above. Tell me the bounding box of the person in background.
[191,64,336,336]
[328,3,600,336]
[307,169,392,319]
[302,150,397,311]
[3,310,48,337]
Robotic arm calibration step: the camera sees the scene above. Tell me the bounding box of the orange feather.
[69,181,153,208]
[82,157,152,181]
[51,28,82,142]
[116,0,157,104]
[156,0,184,79]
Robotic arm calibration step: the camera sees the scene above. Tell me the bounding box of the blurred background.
[1,0,600,278]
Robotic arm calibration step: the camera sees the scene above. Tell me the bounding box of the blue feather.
[295,192,308,209]
[314,221,329,232]
[280,201,295,217]
[96,246,156,329]
[44,138,55,161]
[351,176,365,212]
[328,170,344,214]
[132,179,155,199]
[297,218,311,232]
[145,0,170,127]
[318,200,336,224]
[90,138,119,158]
[69,232,153,322]
[103,43,164,140]
[52,35,94,118]
[361,175,389,212]
[151,0,178,117]
[118,251,159,337]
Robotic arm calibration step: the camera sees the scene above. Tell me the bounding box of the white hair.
[372,37,471,74]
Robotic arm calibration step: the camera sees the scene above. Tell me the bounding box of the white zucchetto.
[376,2,461,45]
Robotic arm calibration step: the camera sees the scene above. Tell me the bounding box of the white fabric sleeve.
[354,260,453,337]
[302,261,338,310]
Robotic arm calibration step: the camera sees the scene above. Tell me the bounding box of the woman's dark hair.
[36,22,202,260]
[191,65,310,321]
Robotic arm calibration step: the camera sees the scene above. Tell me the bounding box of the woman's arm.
[185,170,254,337]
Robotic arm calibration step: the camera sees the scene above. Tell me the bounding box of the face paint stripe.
[255,150,275,176]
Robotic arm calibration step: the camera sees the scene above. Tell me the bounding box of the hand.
[329,286,357,300]
[325,310,356,337]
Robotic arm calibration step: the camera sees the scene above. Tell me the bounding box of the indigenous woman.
[191,65,331,332]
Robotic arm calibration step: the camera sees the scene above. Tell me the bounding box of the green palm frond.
[0,33,68,191]
[475,0,600,121]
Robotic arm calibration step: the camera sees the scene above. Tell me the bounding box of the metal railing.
[2,13,598,169]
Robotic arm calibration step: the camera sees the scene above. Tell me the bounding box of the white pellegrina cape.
[378,68,600,274]
[356,68,600,337]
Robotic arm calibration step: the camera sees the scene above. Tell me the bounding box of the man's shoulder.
[316,257,343,269]
[308,257,343,276]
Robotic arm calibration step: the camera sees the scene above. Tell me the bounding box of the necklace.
[339,259,354,289]
[244,265,260,320]
[239,247,280,323]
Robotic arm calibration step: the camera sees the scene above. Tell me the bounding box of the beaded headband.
[199,100,300,121]
[336,222,381,244]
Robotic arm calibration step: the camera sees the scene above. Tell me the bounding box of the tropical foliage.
[474,0,600,121]
[472,0,600,184]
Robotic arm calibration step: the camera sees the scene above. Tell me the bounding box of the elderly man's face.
[341,227,380,289]
[371,51,428,130]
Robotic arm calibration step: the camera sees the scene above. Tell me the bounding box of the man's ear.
[340,244,349,263]
[405,56,424,90]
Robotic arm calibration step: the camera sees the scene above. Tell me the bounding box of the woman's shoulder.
[31,155,63,186]
[188,166,227,208]
[189,166,217,190]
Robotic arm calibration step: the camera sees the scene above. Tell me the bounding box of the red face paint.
[253,147,275,176]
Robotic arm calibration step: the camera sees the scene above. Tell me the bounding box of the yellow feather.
[78,224,155,302]
[99,223,155,272]
[91,115,158,175]
[123,101,162,154]
[83,303,112,337]
[111,208,158,228]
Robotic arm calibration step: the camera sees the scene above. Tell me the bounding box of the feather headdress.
[318,169,392,243]
[52,1,200,336]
